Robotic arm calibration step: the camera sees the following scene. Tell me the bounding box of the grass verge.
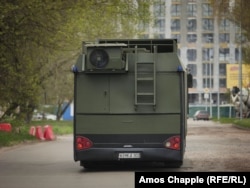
[213,118,250,129]
[0,120,73,147]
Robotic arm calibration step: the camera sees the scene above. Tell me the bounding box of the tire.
[81,161,97,169]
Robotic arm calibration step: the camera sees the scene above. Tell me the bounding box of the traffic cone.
[0,123,12,132]
[35,126,45,140]
[43,125,56,141]
[29,126,36,136]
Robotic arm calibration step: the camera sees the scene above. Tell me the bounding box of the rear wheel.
[81,161,118,169]
[81,161,97,169]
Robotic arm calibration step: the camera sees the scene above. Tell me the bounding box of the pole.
[217,48,220,119]
[239,0,243,120]
[205,63,208,111]
[217,71,220,120]
[210,58,213,118]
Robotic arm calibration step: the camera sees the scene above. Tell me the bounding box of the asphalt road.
[185,119,250,171]
[0,119,249,188]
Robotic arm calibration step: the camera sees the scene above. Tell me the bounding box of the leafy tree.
[0,0,152,122]
[209,0,250,64]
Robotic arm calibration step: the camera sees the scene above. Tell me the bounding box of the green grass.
[213,118,250,129]
[0,130,37,147]
[0,120,73,147]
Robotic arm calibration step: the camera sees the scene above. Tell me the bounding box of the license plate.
[118,153,141,159]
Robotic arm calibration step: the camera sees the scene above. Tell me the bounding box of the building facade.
[138,0,242,105]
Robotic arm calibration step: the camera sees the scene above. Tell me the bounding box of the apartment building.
[138,0,242,105]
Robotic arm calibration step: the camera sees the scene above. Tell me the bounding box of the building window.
[220,78,226,88]
[171,34,181,43]
[202,33,213,43]
[187,4,197,17]
[154,0,165,17]
[202,48,214,61]
[187,64,197,76]
[219,33,230,43]
[220,19,230,31]
[187,49,197,61]
[235,33,246,43]
[235,48,240,61]
[189,93,198,104]
[187,34,197,43]
[202,3,213,16]
[187,19,197,31]
[219,48,230,61]
[154,19,165,32]
[202,63,213,76]
[202,18,214,31]
[171,19,180,31]
[171,4,180,17]
[219,64,226,76]
[203,78,214,88]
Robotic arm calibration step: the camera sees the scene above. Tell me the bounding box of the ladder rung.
[136,61,154,64]
[137,92,154,96]
[136,103,155,105]
[137,77,154,81]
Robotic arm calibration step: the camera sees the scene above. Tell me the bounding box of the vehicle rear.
[72,39,189,168]
[193,110,209,120]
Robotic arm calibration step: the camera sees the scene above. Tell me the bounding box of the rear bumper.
[74,147,183,163]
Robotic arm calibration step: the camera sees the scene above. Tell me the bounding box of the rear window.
[200,111,209,115]
[195,110,208,115]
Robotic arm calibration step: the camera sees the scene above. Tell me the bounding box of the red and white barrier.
[35,126,45,140]
[29,126,36,136]
[43,125,56,141]
[29,125,56,141]
[0,123,12,132]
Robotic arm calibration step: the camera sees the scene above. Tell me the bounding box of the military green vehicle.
[72,39,192,168]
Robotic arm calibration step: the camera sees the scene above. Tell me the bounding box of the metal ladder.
[134,45,157,109]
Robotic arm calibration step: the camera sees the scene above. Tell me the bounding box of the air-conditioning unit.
[83,43,128,73]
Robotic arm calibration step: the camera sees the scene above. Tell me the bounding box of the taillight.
[76,136,93,150]
[164,136,181,150]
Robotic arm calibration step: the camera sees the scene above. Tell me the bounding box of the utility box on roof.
[82,43,128,73]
